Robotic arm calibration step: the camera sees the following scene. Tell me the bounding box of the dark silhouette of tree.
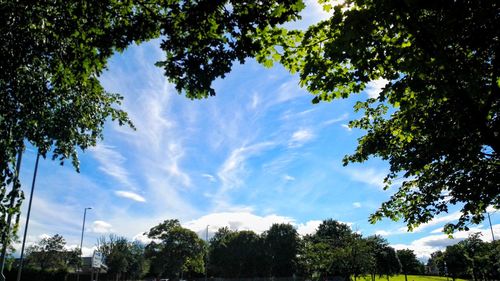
[397,249,421,281]
[262,223,299,277]
[96,235,147,281]
[145,219,205,280]
[25,234,79,273]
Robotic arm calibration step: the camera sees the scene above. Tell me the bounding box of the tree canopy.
[25,234,79,273]
[0,0,303,252]
[144,219,205,279]
[258,0,500,233]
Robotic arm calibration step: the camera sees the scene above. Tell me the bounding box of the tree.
[460,233,491,281]
[207,227,235,278]
[262,223,300,277]
[150,0,499,235]
[444,244,468,281]
[208,228,267,278]
[297,237,334,281]
[145,219,205,280]
[0,0,304,251]
[396,249,420,280]
[258,0,500,233]
[96,235,147,281]
[376,246,401,281]
[25,234,79,273]
[365,236,400,281]
[299,219,369,280]
[427,251,445,276]
[487,240,500,280]
[396,249,421,281]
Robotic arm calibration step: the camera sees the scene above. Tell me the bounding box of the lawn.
[355,275,468,281]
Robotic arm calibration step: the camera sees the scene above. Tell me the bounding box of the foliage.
[25,234,79,272]
[262,223,300,277]
[297,237,335,280]
[209,227,268,278]
[259,0,500,233]
[428,233,500,280]
[0,0,304,248]
[365,235,400,281]
[427,251,445,276]
[145,219,205,279]
[444,244,467,281]
[396,249,422,281]
[97,235,147,281]
[297,219,383,281]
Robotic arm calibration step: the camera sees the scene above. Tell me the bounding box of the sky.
[13,0,499,261]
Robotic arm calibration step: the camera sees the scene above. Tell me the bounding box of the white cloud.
[322,113,349,126]
[341,124,352,132]
[392,224,500,260]
[183,212,328,238]
[202,173,217,182]
[486,205,498,213]
[398,211,462,233]
[91,220,113,234]
[284,174,296,181]
[289,129,315,147]
[66,244,96,257]
[217,142,275,191]
[296,220,322,236]
[133,232,153,245]
[184,212,295,237]
[90,144,133,189]
[375,230,391,236]
[343,167,387,189]
[365,78,389,99]
[250,92,260,110]
[352,202,362,208]
[115,190,146,202]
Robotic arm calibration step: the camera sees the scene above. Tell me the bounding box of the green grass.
[355,275,468,281]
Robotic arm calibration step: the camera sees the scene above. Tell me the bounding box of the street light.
[17,152,41,281]
[487,212,496,241]
[77,207,92,281]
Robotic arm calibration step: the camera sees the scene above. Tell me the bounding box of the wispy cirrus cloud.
[289,129,315,148]
[215,142,276,208]
[90,144,134,189]
[115,190,146,202]
[202,173,217,182]
[343,167,387,189]
[322,113,349,126]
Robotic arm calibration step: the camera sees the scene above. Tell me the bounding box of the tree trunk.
[404,273,408,281]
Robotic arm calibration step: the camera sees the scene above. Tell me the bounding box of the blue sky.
[14,0,499,260]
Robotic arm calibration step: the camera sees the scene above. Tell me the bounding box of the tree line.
[11,219,429,281]
[13,219,500,281]
[427,233,500,281]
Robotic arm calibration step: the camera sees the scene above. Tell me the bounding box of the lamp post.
[77,207,92,281]
[487,212,496,241]
[16,152,41,281]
